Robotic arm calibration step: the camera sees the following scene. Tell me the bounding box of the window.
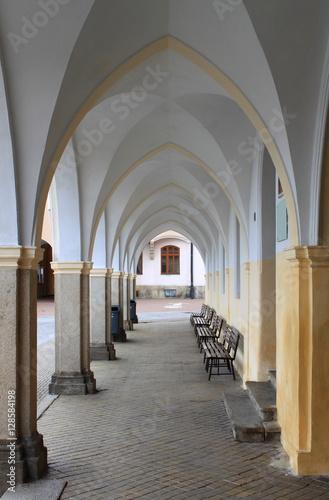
[136,253,143,274]
[37,265,45,283]
[161,246,180,274]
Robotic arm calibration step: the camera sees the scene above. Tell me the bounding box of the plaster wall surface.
[136,237,205,287]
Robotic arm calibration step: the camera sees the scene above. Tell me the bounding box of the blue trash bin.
[111,305,120,335]
[130,300,137,322]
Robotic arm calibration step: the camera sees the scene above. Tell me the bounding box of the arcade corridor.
[35,320,329,499]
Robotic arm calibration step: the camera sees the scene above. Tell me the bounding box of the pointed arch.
[35,36,299,249]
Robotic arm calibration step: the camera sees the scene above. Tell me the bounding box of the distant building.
[136,231,205,299]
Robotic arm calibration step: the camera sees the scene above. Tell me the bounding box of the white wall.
[136,235,204,286]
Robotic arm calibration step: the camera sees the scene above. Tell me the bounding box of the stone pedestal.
[90,268,116,360]
[0,246,48,489]
[111,271,127,342]
[49,262,96,395]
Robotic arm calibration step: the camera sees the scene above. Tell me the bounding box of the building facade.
[135,231,205,299]
[0,0,329,487]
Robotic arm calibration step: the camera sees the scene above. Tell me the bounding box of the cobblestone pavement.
[36,299,204,408]
[37,316,56,416]
[37,320,329,499]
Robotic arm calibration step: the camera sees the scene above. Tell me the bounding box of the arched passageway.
[1,3,329,493]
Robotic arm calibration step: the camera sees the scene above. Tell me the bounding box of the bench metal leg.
[208,359,213,380]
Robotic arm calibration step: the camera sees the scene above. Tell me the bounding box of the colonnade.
[1,245,329,481]
[0,249,137,483]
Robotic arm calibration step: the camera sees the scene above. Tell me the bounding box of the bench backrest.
[209,312,218,330]
[204,307,215,322]
[215,316,224,336]
[223,324,240,359]
[210,315,224,336]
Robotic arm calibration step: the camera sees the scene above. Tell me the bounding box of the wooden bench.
[203,323,240,380]
[193,307,215,334]
[195,315,224,351]
[190,303,207,325]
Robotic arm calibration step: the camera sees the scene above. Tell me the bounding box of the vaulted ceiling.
[0,0,328,269]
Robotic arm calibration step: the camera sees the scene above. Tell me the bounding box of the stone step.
[268,369,276,389]
[223,390,281,443]
[246,381,277,421]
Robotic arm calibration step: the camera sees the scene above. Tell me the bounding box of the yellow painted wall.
[276,248,329,475]
[246,260,276,381]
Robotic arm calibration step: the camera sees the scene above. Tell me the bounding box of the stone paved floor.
[37,320,329,499]
[36,298,204,411]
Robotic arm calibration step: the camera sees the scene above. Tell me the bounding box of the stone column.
[90,268,115,360]
[111,271,126,342]
[122,272,132,331]
[49,262,96,395]
[105,269,116,359]
[276,246,329,475]
[129,274,138,323]
[0,246,47,488]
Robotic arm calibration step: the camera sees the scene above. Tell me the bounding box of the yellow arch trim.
[36,36,299,250]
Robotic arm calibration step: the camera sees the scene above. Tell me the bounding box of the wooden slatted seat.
[193,308,215,334]
[196,315,224,350]
[190,303,207,325]
[203,324,240,380]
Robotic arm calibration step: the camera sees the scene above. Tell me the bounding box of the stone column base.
[90,343,110,361]
[0,441,25,493]
[113,329,127,342]
[90,343,116,361]
[49,371,96,395]
[124,320,133,331]
[22,432,48,480]
[107,342,116,360]
[0,432,47,492]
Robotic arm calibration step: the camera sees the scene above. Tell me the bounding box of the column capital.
[111,270,121,279]
[0,246,22,268]
[19,247,44,270]
[0,246,44,270]
[242,262,250,273]
[51,261,93,275]
[285,246,329,267]
[90,268,108,278]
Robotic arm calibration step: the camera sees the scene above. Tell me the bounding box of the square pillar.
[49,262,96,395]
[244,259,276,382]
[124,273,133,331]
[0,246,47,490]
[90,269,115,360]
[277,246,329,475]
[129,274,138,323]
[111,271,126,342]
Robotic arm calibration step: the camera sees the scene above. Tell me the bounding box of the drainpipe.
[190,242,195,299]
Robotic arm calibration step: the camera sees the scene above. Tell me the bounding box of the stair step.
[268,370,276,389]
[223,390,280,443]
[246,381,277,421]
